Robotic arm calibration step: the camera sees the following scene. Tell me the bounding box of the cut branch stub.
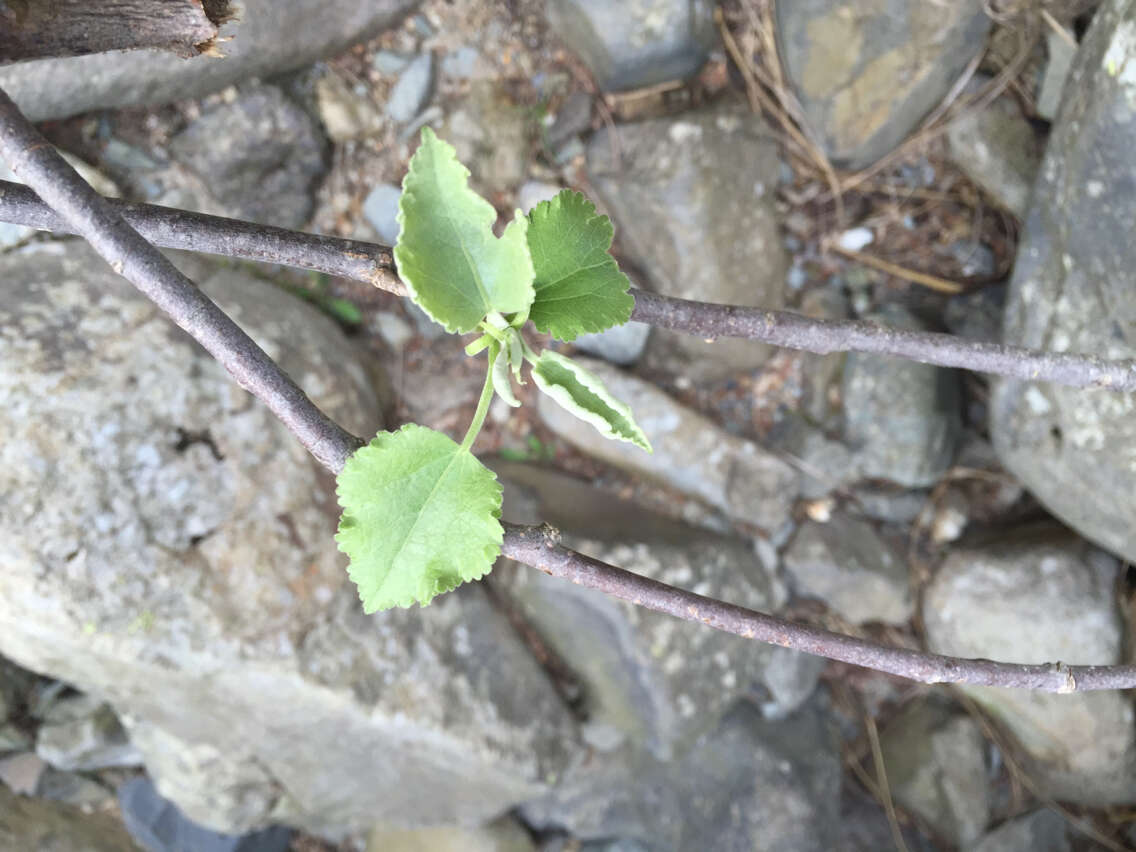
[0,0,234,64]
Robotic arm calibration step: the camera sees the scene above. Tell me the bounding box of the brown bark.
[0,0,233,63]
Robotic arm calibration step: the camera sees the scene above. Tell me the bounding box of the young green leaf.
[526,190,635,341]
[335,424,504,612]
[531,350,651,452]
[395,128,535,333]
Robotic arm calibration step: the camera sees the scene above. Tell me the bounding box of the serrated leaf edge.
[334,423,504,612]
[527,189,634,341]
[531,351,652,452]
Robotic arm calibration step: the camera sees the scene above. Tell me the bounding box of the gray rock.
[971,810,1071,852]
[374,50,412,76]
[0,0,417,121]
[441,46,482,80]
[493,461,819,743]
[0,752,45,795]
[946,82,1044,218]
[315,73,386,142]
[167,84,327,229]
[777,0,991,168]
[386,54,435,123]
[1038,30,1077,122]
[571,322,651,367]
[880,699,989,846]
[783,516,912,626]
[442,81,533,194]
[36,698,143,771]
[772,418,856,499]
[522,699,842,852]
[0,242,579,835]
[547,0,716,92]
[843,304,961,487]
[587,100,789,379]
[991,0,1136,565]
[0,725,30,753]
[535,357,799,532]
[0,783,141,851]
[119,776,293,852]
[548,91,593,148]
[367,819,534,852]
[517,180,562,213]
[848,485,929,525]
[362,182,402,245]
[37,769,115,810]
[923,532,1136,805]
[945,285,1006,343]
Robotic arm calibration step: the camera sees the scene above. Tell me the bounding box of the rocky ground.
[1,0,1135,850]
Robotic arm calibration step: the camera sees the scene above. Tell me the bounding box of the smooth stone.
[923,531,1136,804]
[842,304,961,487]
[777,0,991,168]
[588,100,789,379]
[879,698,990,846]
[362,182,402,245]
[783,516,913,626]
[386,54,436,123]
[571,321,651,367]
[991,0,1136,565]
[535,357,799,532]
[971,810,1071,852]
[546,0,716,92]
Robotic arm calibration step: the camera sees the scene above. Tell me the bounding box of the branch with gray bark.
[4,86,1135,693]
[2,179,1133,393]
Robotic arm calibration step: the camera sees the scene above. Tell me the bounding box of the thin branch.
[0,87,361,473]
[500,524,1136,692]
[629,289,1136,392]
[2,182,1133,393]
[5,85,1136,694]
[0,180,405,296]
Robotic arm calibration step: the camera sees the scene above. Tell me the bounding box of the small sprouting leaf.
[335,424,503,612]
[526,190,635,341]
[395,128,535,333]
[531,350,651,452]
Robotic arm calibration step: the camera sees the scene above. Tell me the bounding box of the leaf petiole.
[464,334,493,357]
[460,344,500,452]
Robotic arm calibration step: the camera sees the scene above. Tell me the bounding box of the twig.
[864,706,911,852]
[7,78,1136,692]
[0,86,362,474]
[3,184,1135,393]
[629,289,1136,392]
[501,524,1136,692]
[0,179,405,295]
[828,243,965,294]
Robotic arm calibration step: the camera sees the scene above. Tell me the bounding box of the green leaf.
[531,350,651,452]
[335,424,504,612]
[395,128,535,333]
[526,190,635,341]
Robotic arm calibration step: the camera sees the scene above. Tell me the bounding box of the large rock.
[991,0,1136,565]
[587,100,789,379]
[777,0,991,168]
[535,357,799,533]
[521,699,843,852]
[494,462,819,758]
[923,532,1136,805]
[0,242,579,835]
[547,0,716,92]
[0,784,141,851]
[0,0,418,121]
[167,84,328,228]
[783,516,912,626]
[441,81,533,195]
[879,699,989,846]
[971,810,1071,852]
[946,83,1044,218]
[842,304,961,487]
